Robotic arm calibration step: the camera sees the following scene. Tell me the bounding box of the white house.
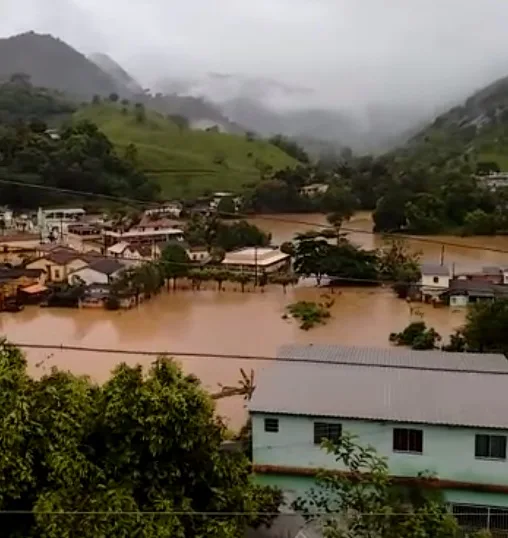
[300,183,329,197]
[68,258,125,286]
[419,263,451,302]
[144,203,182,219]
[107,241,151,262]
[37,207,86,241]
[221,247,290,274]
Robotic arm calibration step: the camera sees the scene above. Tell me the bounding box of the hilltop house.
[25,246,90,283]
[249,344,508,533]
[419,263,451,302]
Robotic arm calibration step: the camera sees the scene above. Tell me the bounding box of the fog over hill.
[4,0,508,151]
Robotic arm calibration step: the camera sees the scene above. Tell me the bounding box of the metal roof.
[277,344,508,372]
[420,263,450,276]
[249,361,508,429]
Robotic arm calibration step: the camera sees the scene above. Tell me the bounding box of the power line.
[10,342,508,375]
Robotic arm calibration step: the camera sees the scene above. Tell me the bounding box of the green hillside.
[74,103,297,198]
[400,75,508,171]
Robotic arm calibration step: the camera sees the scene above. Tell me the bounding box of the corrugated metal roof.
[277,344,508,372]
[249,361,508,429]
[420,263,450,276]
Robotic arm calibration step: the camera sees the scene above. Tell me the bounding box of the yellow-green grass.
[74,103,296,198]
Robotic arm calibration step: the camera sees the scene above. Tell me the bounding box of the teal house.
[249,344,508,532]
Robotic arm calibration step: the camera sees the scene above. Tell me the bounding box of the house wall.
[69,267,110,285]
[421,274,450,290]
[450,295,469,307]
[27,258,88,282]
[0,275,41,301]
[251,413,508,506]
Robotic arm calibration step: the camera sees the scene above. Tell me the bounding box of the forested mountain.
[403,74,508,170]
[0,32,123,99]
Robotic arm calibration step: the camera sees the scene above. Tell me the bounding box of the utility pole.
[440,244,445,266]
[254,245,258,287]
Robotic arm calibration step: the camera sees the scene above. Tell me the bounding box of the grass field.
[74,103,296,198]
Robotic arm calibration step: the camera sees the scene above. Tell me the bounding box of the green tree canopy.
[0,340,281,537]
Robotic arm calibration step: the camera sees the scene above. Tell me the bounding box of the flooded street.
[5,212,508,428]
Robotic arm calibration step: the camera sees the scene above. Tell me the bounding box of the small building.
[102,228,184,249]
[68,258,125,286]
[132,216,181,233]
[444,279,508,307]
[144,202,182,219]
[106,242,152,262]
[0,207,14,228]
[67,223,103,238]
[300,183,329,197]
[79,283,111,308]
[25,247,90,283]
[249,344,508,526]
[209,192,242,212]
[221,248,290,274]
[37,207,85,241]
[419,263,451,302]
[0,267,45,307]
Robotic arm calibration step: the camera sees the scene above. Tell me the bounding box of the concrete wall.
[252,413,508,506]
[421,274,450,290]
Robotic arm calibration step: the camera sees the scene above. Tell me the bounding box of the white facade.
[69,266,122,286]
[144,203,182,218]
[221,248,290,273]
[37,207,86,240]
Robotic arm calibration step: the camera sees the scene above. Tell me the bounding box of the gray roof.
[277,344,508,372]
[420,263,450,276]
[88,258,124,275]
[249,361,508,429]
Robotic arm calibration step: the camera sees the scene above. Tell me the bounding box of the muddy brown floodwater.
[4,212,508,429]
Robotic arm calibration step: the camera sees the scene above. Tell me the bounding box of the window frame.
[263,417,279,433]
[313,421,342,445]
[475,434,507,460]
[392,427,423,455]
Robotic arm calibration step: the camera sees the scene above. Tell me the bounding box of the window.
[433,276,439,283]
[475,434,507,459]
[53,269,60,280]
[264,418,279,433]
[393,428,423,454]
[314,422,342,445]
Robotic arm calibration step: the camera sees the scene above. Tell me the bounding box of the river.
[4,212,508,428]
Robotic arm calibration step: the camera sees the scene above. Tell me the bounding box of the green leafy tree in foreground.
[294,433,458,538]
[0,340,281,537]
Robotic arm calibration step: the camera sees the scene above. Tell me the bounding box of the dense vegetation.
[291,232,420,288]
[0,341,281,537]
[0,75,75,124]
[0,117,160,208]
[75,102,297,198]
[392,299,508,353]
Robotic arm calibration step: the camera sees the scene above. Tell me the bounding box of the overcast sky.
[3,0,508,113]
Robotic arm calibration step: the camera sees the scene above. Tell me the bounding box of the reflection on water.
[3,212,508,428]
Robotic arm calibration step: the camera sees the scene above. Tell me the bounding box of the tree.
[0,341,282,537]
[280,241,295,256]
[322,184,357,234]
[295,433,458,538]
[159,243,190,290]
[92,94,101,105]
[109,92,119,102]
[217,196,237,216]
[461,299,508,353]
[232,272,251,293]
[389,322,442,350]
[268,134,310,164]
[134,102,146,123]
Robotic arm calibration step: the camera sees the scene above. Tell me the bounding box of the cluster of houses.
[249,343,508,535]
[0,203,291,311]
[419,262,508,307]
